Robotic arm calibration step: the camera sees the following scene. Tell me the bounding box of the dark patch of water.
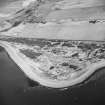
[0,46,105,105]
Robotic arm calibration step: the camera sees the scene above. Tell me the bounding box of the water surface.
[0,46,105,105]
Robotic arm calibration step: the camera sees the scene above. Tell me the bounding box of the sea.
[0,46,105,105]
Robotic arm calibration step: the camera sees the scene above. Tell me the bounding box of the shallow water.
[0,46,105,105]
